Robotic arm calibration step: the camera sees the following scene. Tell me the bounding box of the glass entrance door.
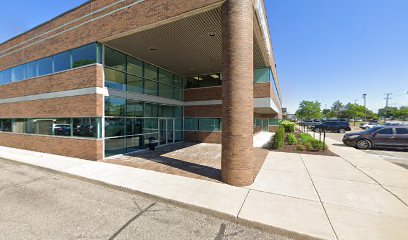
[167,118,174,144]
[159,118,175,145]
[159,119,167,145]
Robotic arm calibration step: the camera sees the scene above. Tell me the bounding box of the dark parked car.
[312,121,351,133]
[343,126,408,150]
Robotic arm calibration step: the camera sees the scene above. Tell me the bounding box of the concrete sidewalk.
[1,137,407,240]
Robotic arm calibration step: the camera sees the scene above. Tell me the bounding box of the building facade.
[0,0,282,186]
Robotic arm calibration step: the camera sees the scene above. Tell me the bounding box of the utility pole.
[384,93,392,119]
[385,93,392,108]
[363,94,367,121]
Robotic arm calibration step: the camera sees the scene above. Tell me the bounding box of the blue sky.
[266,0,408,113]
[1,1,407,114]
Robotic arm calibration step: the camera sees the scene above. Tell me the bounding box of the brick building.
[0,0,282,186]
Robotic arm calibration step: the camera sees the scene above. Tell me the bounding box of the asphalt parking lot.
[323,131,408,169]
[0,159,291,240]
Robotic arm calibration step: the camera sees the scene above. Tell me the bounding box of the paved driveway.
[0,158,290,240]
[319,131,408,169]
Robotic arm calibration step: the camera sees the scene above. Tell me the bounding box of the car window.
[376,128,393,135]
[396,128,408,134]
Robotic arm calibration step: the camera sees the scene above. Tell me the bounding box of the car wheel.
[339,129,346,134]
[356,139,371,150]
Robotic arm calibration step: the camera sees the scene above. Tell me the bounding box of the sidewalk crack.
[236,189,250,218]
[300,154,339,240]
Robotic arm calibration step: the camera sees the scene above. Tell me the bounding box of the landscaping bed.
[270,122,338,156]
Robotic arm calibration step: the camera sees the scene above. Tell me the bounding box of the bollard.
[323,130,326,147]
[319,130,322,142]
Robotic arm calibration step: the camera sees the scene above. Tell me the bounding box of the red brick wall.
[184,105,222,118]
[0,64,103,99]
[0,0,223,71]
[184,86,222,101]
[0,94,103,118]
[184,131,221,143]
[0,132,103,160]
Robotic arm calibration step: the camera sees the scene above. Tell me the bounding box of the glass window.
[174,76,183,88]
[126,118,143,135]
[73,118,100,138]
[199,118,215,131]
[126,100,144,117]
[144,103,158,117]
[174,106,183,118]
[159,83,174,99]
[26,118,71,136]
[0,69,12,85]
[160,105,174,118]
[105,118,125,137]
[175,131,183,142]
[214,118,221,131]
[12,65,25,82]
[184,76,199,88]
[127,56,143,76]
[174,88,183,101]
[158,69,173,85]
[0,119,12,132]
[25,62,37,79]
[105,97,126,116]
[143,133,158,148]
[53,51,71,72]
[396,128,408,134]
[127,75,143,93]
[175,118,183,131]
[71,43,96,68]
[184,118,198,131]
[105,47,126,72]
[255,119,262,127]
[199,74,221,87]
[143,118,158,133]
[144,63,157,81]
[377,128,393,135]
[144,79,158,96]
[126,135,144,152]
[37,57,53,75]
[12,119,27,133]
[105,68,125,91]
[254,68,270,83]
[105,137,126,157]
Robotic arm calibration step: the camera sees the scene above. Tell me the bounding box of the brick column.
[221,0,254,186]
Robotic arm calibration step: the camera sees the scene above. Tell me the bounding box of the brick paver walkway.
[102,143,268,183]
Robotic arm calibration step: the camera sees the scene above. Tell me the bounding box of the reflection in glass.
[105,47,126,71]
[105,97,126,116]
[37,57,53,75]
[71,43,96,68]
[12,65,25,82]
[53,51,71,72]
[105,118,125,137]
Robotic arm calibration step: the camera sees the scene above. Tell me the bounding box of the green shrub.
[300,133,314,143]
[287,134,297,145]
[296,144,306,151]
[304,142,313,151]
[280,120,295,133]
[272,126,285,149]
[311,140,323,151]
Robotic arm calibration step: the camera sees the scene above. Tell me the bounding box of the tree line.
[295,100,408,121]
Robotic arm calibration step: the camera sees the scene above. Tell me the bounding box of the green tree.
[378,107,399,119]
[295,101,323,120]
[331,100,345,118]
[344,103,365,125]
